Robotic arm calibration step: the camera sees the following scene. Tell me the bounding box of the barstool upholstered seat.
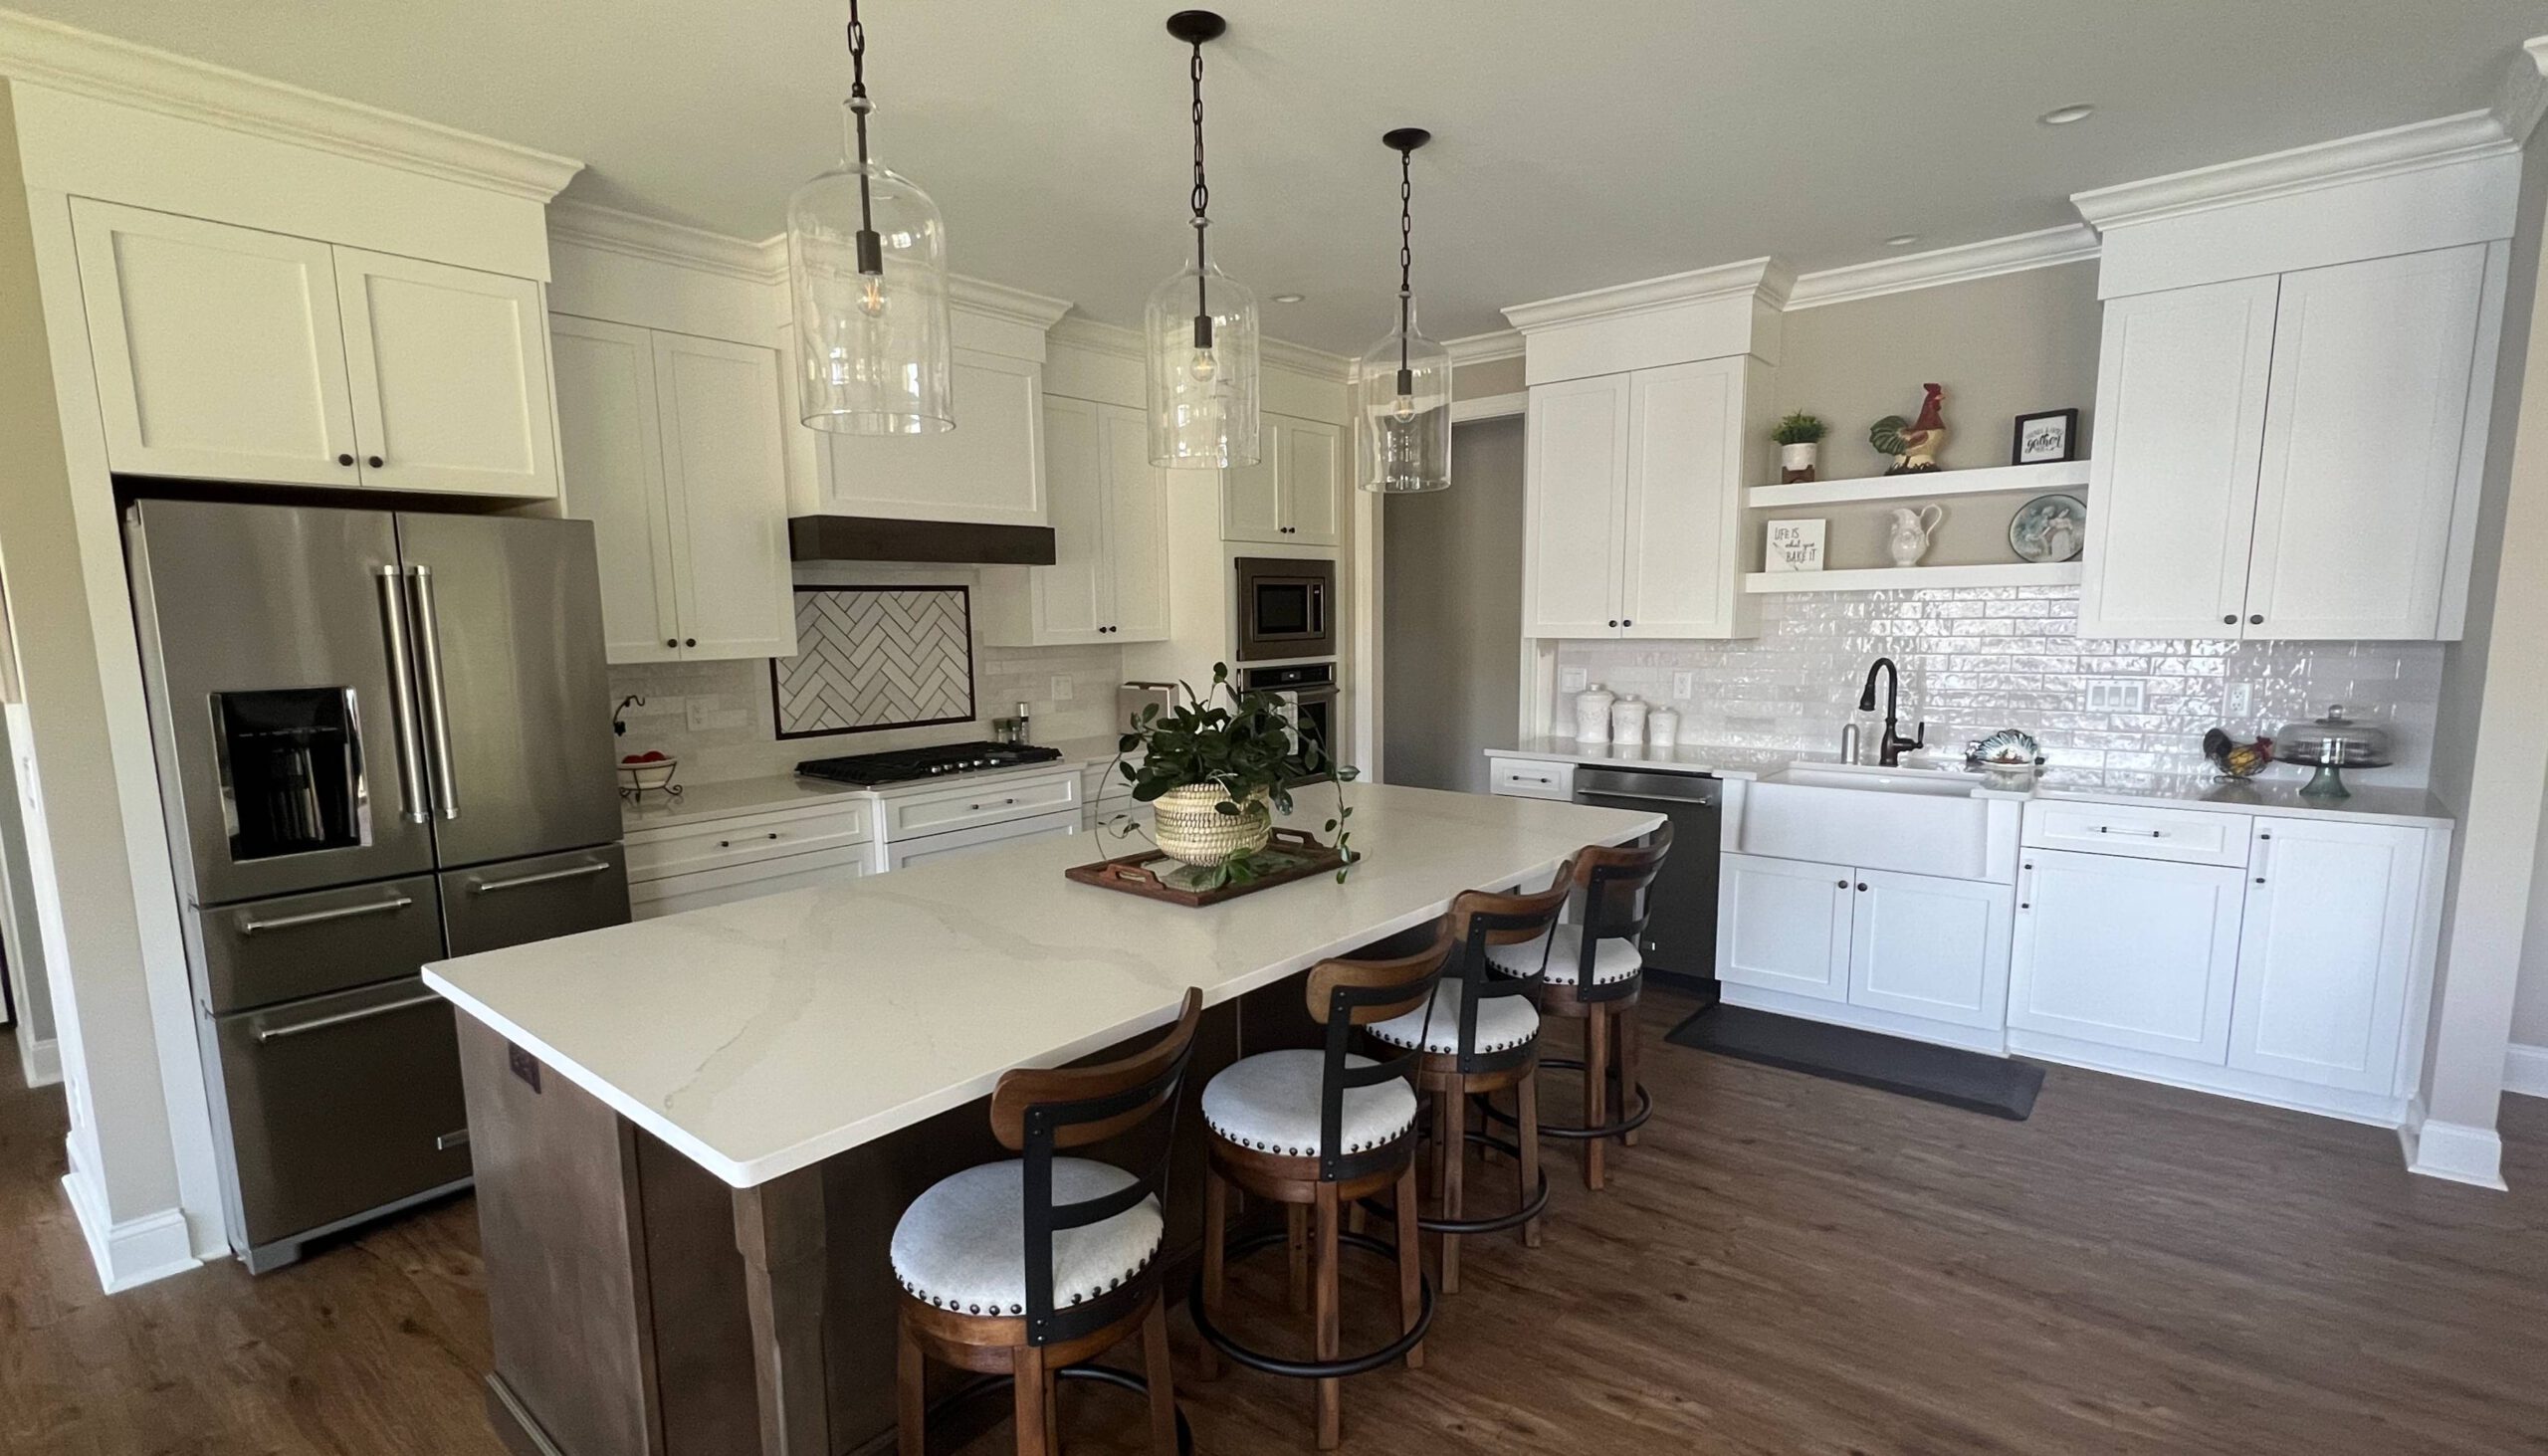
[891,1159,1165,1319]
[1368,981,1541,1055]
[1202,1049,1417,1158]
[1485,924,1641,984]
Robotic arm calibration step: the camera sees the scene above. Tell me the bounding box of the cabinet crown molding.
[2070,108,2516,233]
[0,10,580,201]
[549,200,771,281]
[1502,256,1793,333]
[1446,329,1524,366]
[2488,36,2548,146]
[1786,225,2101,311]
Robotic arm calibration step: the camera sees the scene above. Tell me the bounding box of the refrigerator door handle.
[237,895,416,936]
[251,989,445,1043]
[373,566,432,825]
[468,859,613,895]
[404,564,461,821]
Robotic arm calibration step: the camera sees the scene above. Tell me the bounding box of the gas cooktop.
[795,740,1065,786]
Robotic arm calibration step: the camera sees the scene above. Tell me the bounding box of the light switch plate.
[2086,679,2148,714]
[1559,667,1589,693]
[1672,671,1696,701]
[1050,675,1075,702]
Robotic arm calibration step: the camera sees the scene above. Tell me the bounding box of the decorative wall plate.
[2008,493,2087,563]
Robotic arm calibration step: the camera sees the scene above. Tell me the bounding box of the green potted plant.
[1104,664,1358,889]
[1773,411,1827,482]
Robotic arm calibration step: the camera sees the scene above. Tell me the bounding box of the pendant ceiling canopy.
[1146,9,1261,470]
[1356,127,1451,494]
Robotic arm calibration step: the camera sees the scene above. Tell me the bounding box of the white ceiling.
[9,1,2543,351]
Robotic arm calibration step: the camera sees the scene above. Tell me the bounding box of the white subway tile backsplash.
[1555,586,2442,789]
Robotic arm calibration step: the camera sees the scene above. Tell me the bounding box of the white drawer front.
[883,771,1083,840]
[2022,799,2249,867]
[1489,758,1576,801]
[630,844,873,919]
[626,801,874,883]
[885,808,1082,871]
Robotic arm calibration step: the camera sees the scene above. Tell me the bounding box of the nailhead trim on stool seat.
[890,1158,1164,1317]
[1201,1049,1418,1157]
[1366,981,1540,1055]
[1485,925,1642,984]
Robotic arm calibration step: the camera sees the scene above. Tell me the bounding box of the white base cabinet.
[1719,854,2009,1036]
[1717,854,1853,1004]
[2008,849,2245,1063]
[2228,818,2425,1094]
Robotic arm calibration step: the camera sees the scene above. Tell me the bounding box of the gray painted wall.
[1384,416,1524,794]
[0,706,52,1050]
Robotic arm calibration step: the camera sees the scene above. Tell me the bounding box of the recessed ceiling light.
[2038,104,2096,126]
[1883,234,1923,248]
[1272,293,1306,304]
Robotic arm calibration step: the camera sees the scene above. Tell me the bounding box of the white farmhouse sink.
[1734,761,2016,881]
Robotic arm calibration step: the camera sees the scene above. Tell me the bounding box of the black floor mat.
[1664,1004,2043,1121]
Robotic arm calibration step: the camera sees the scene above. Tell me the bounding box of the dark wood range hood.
[786,516,1056,566]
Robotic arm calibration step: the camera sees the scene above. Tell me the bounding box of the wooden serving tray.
[1065,828,1345,907]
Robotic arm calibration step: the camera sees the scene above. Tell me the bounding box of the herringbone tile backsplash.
[773,587,974,735]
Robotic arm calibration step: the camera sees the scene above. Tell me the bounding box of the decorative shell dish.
[1968,728,2043,769]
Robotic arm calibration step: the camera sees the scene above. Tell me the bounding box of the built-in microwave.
[1234,556,1335,662]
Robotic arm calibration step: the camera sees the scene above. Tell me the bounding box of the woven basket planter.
[1151,784,1273,868]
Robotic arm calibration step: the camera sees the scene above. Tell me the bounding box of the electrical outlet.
[2228,683,2255,718]
[1050,675,1075,703]
[1672,671,1696,701]
[2085,679,2148,714]
[1559,667,1589,693]
[686,701,748,731]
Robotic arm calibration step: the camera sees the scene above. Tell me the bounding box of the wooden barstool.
[1190,933,1447,1450]
[1483,825,1673,1190]
[892,988,1203,1456]
[1365,873,1572,1293]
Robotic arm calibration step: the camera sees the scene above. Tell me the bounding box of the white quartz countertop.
[1486,738,2452,828]
[431,784,1659,1189]
[621,734,1136,830]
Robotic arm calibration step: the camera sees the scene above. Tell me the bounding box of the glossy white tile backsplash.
[1555,586,2443,790]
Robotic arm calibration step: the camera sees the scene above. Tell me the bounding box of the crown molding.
[740,231,1072,330]
[1047,314,1146,361]
[2490,36,2548,146]
[0,10,580,201]
[1786,225,2100,311]
[2072,108,2515,232]
[1263,334,1352,381]
[1446,329,1524,367]
[1501,256,1793,333]
[548,200,771,280]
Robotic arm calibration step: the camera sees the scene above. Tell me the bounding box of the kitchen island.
[425,783,1659,1456]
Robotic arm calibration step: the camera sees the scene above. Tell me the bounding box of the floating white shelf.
[1745,561,2084,594]
[1747,459,2091,509]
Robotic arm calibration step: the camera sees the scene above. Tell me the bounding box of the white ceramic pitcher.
[1886,505,1944,567]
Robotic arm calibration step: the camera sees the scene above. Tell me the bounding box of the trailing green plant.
[1771,411,1827,446]
[1101,663,1360,888]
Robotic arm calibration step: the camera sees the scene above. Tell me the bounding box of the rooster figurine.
[2203,727,2274,781]
[1870,383,1948,474]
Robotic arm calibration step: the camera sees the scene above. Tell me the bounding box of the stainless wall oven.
[1239,661,1338,763]
[1235,556,1335,662]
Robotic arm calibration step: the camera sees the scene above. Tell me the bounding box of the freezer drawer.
[196,875,445,1014]
[440,843,631,957]
[211,976,472,1250]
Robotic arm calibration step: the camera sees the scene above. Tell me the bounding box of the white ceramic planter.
[1780,441,1818,475]
[1151,784,1273,867]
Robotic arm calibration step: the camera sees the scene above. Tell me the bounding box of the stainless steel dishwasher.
[1572,768,1722,994]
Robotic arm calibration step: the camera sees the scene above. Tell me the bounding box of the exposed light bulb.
[1187,346,1218,384]
[1390,393,1417,423]
[859,274,888,317]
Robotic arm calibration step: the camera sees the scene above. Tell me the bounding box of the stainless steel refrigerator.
[125,499,630,1272]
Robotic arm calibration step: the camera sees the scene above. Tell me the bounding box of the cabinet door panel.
[336,248,557,498]
[1847,869,2013,1030]
[824,352,1046,525]
[2009,849,2242,1061]
[1284,418,1344,546]
[2229,819,2423,1092]
[72,201,358,487]
[2245,247,2485,640]
[652,333,796,660]
[551,316,679,664]
[2077,278,2278,639]
[1717,854,1853,1002]
[1031,397,1111,643]
[1221,426,1287,543]
[1621,358,1742,637]
[1523,376,1630,638]
[1104,405,1174,640]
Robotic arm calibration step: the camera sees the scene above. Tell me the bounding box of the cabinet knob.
[1607,619,1619,628]
[666,638,679,648]
[367,455,384,468]
[2248,614,2263,625]
[1855,882,1868,892]
[336,452,355,467]
[1622,618,1633,627]
[2254,877,2266,885]
[684,637,697,647]
[1836,879,1847,889]
[2223,614,2236,625]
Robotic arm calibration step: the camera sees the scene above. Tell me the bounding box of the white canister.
[1646,707,1680,746]
[1609,696,1649,746]
[1574,684,1615,742]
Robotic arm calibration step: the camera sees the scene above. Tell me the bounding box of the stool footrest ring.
[1473,1065,1652,1141]
[1187,1226,1434,1380]
[1370,1129,1550,1235]
[931,1363,1194,1454]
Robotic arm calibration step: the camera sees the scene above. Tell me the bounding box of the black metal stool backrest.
[1553,824,1675,1000]
[988,986,1203,1346]
[1442,870,1575,1074]
[1303,928,1455,1182]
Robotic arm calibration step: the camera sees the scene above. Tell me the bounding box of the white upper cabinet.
[2228,818,2425,1093]
[819,351,1046,526]
[334,247,558,498]
[978,398,1172,647]
[73,201,360,489]
[1524,361,1757,640]
[71,200,559,500]
[1221,414,1342,546]
[2243,248,2487,641]
[552,315,793,664]
[2080,244,2493,642]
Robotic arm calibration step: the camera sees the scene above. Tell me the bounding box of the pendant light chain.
[1396,145,1415,380]
[846,1,882,276]
[1188,38,1211,328]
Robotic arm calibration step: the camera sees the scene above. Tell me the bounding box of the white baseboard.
[17,1033,61,1087]
[60,1159,204,1294]
[2399,1104,2509,1190]
[2505,1042,2548,1100]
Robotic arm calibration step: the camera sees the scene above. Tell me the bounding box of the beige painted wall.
[1777,261,2104,478]
[1452,352,1525,401]
[1383,417,1525,794]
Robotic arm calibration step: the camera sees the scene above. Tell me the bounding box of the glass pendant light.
[1356,128,1451,494]
[1146,10,1260,468]
[787,0,954,434]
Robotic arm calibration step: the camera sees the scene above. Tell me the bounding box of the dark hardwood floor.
[5,997,2544,1455]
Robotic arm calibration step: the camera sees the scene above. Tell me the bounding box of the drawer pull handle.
[253,990,443,1043]
[237,897,414,936]
[717,832,789,848]
[472,861,612,895]
[968,797,1019,811]
[435,1129,471,1151]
